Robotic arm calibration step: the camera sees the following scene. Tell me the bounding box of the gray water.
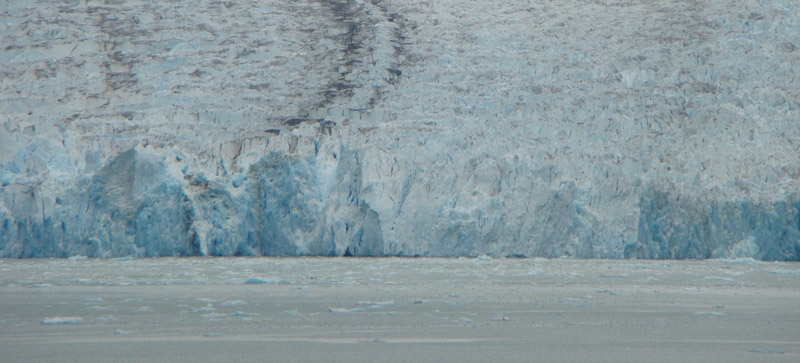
[1,257,799,362]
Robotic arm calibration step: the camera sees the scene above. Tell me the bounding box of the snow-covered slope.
[2,0,799,259]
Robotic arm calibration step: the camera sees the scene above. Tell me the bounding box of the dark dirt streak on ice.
[310,0,410,115]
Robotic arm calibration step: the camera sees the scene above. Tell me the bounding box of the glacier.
[1,0,799,259]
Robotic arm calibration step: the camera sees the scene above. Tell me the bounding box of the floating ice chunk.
[282,310,300,316]
[410,299,429,304]
[29,284,52,288]
[294,285,309,290]
[718,258,763,265]
[693,312,725,317]
[596,289,624,295]
[95,315,117,323]
[356,300,395,306]
[703,276,736,282]
[134,307,154,312]
[328,307,365,313]
[67,255,88,262]
[201,313,227,319]
[244,277,282,284]
[231,311,259,317]
[222,300,246,306]
[193,304,214,313]
[42,317,84,325]
[82,297,104,304]
[114,329,135,335]
[562,298,583,303]
[598,274,628,278]
[203,333,224,338]
[770,270,800,275]
[749,348,784,354]
[458,317,474,323]
[196,298,217,303]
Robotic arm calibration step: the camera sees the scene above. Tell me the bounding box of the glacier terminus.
[1,0,800,259]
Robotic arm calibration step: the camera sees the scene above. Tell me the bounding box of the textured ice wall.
[1,0,799,259]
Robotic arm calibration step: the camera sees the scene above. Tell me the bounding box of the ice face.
[1,1,800,259]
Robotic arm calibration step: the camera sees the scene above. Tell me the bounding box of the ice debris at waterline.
[41,317,85,325]
[1,0,800,260]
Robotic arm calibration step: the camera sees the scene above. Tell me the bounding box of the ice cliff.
[2,0,799,259]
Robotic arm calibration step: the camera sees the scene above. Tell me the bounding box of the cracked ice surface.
[1,1,800,259]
